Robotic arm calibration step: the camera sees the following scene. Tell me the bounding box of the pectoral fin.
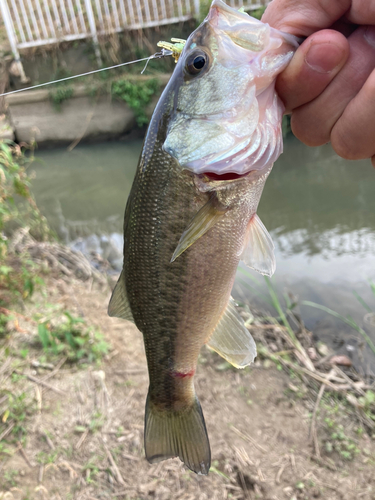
[241,214,276,277]
[171,196,227,263]
[107,272,134,322]
[206,297,256,368]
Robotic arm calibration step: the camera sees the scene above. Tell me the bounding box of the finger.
[331,68,375,159]
[346,0,375,25]
[276,30,349,112]
[262,0,350,36]
[291,26,375,147]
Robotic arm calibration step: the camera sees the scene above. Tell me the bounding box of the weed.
[357,390,375,422]
[11,372,24,383]
[324,422,360,460]
[359,390,375,411]
[75,411,105,437]
[1,392,36,442]
[116,425,124,437]
[322,402,361,461]
[0,313,9,338]
[0,141,49,308]
[0,442,12,455]
[49,86,74,111]
[82,459,100,484]
[19,348,29,359]
[111,78,160,126]
[209,464,230,480]
[89,411,105,433]
[37,311,109,363]
[36,449,59,465]
[303,283,375,357]
[3,469,19,487]
[263,277,300,346]
[238,269,309,364]
[0,141,49,242]
[356,426,365,437]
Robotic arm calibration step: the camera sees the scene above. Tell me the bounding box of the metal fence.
[0,0,269,80]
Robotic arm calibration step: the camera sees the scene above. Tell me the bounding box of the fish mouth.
[203,171,249,181]
[194,165,271,193]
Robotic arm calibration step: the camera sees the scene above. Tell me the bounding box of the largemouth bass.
[109,0,298,475]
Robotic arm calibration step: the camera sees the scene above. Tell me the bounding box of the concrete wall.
[5,74,170,146]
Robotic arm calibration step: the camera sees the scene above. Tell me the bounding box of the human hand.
[262,0,375,167]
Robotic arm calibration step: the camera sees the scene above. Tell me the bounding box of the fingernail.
[364,26,375,48]
[305,42,344,74]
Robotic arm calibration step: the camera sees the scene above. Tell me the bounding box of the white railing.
[0,0,269,80]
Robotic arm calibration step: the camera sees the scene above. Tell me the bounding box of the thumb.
[275,30,349,112]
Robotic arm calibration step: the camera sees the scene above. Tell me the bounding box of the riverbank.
[1,231,375,499]
[4,73,171,146]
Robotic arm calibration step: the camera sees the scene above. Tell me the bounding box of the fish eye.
[185,50,208,76]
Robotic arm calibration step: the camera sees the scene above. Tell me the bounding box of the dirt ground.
[1,276,375,500]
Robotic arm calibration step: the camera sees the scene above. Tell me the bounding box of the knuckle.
[290,112,329,147]
[331,126,368,160]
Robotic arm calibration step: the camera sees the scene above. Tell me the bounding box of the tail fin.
[144,393,211,475]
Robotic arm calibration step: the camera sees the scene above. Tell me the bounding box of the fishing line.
[0,49,173,98]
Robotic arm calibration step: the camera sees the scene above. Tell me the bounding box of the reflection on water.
[33,136,375,371]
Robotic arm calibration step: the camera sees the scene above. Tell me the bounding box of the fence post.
[193,0,200,19]
[83,0,102,67]
[0,0,28,82]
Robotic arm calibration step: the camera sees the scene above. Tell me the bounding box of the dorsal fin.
[241,214,275,277]
[206,297,256,368]
[108,272,134,322]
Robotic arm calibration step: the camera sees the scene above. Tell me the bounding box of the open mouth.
[204,171,249,181]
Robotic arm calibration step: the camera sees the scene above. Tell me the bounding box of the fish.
[108,0,298,475]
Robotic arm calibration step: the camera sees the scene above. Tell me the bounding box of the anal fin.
[107,272,134,322]
[171,195,227,263]
[206,297,256,368]
[241,214,276,277]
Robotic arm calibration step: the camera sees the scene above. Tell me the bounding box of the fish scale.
[108,0,298,475]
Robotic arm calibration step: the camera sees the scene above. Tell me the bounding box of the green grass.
[49,85,74,111]
[36,311,109,363]
[238,268,375,362]
[0,391,36,443]
[238,268,310,364]
[0,141,50,310]
[303,282,375,357]
[324,419,360,460]
[82,459,100,484]
[111,78,160,126]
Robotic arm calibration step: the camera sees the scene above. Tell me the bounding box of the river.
[32,135,375,373]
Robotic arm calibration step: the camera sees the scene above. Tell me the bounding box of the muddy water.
[32,136,375,372]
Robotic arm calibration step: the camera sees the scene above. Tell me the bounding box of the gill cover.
[163,0,298,176]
